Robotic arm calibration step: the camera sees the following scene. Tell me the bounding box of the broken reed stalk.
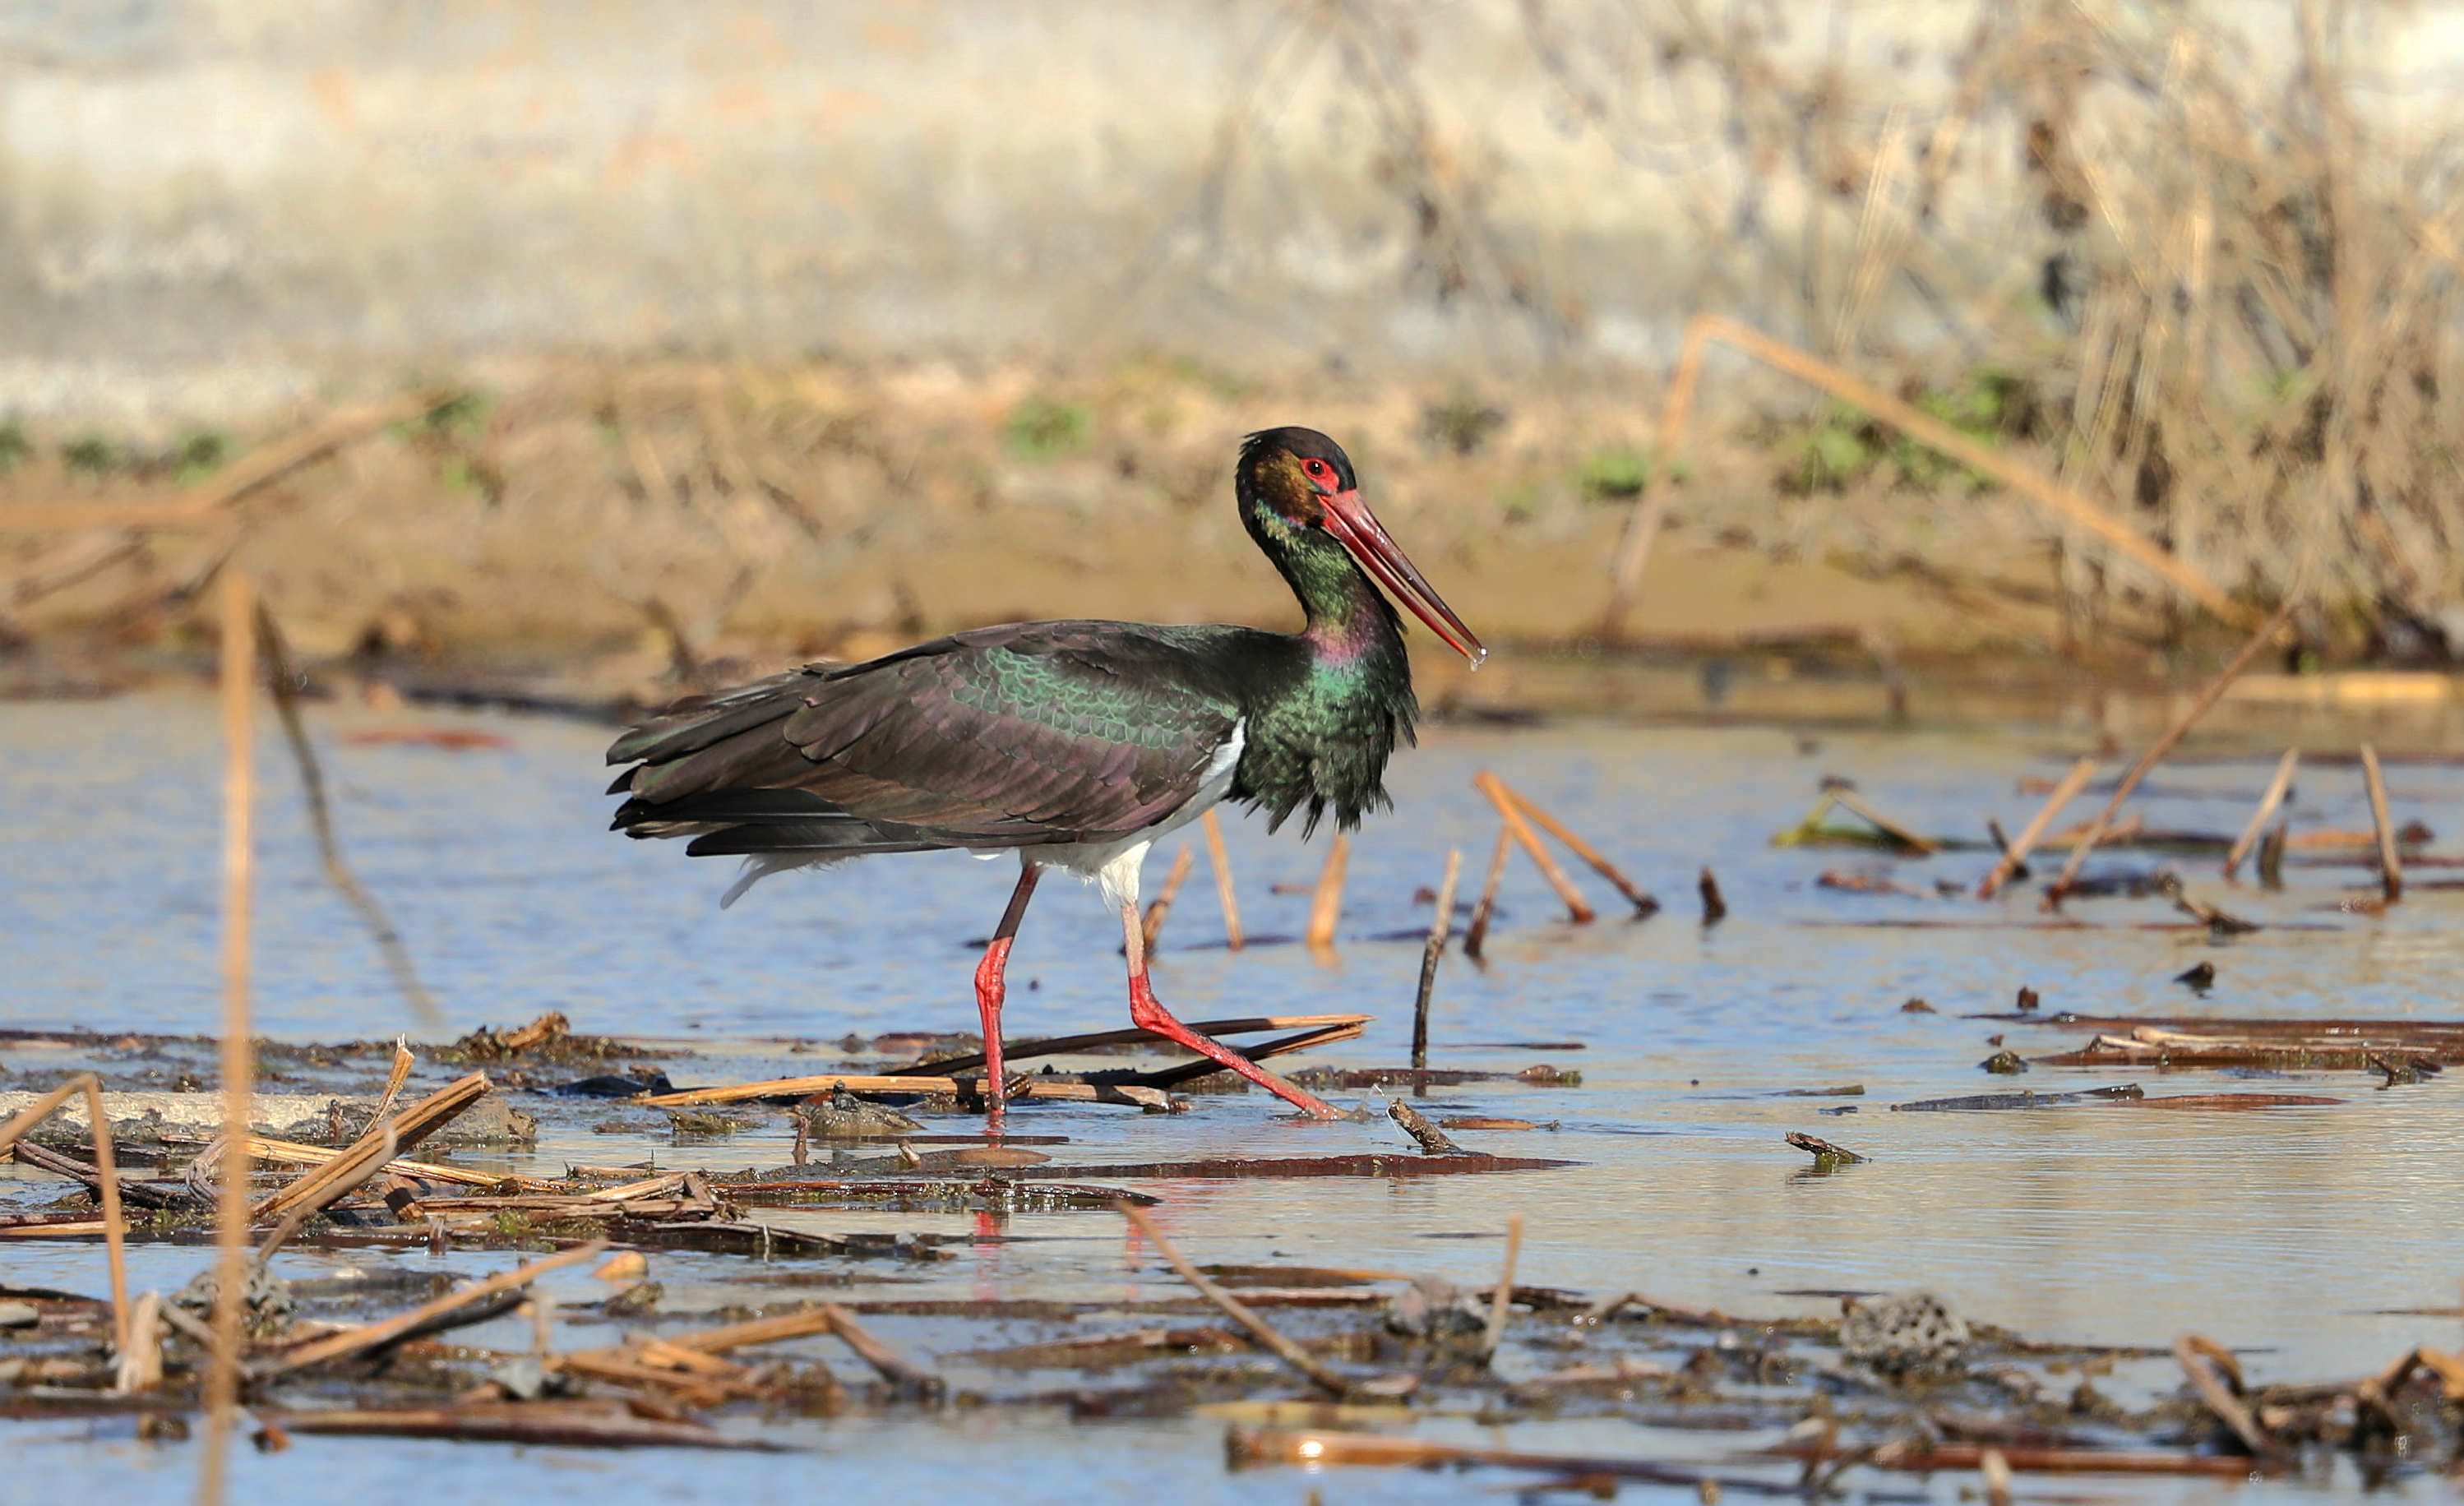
[2223,750,2300,881]
[1305,831,1350,949]
[2173,1335,2286,1464]
[255,603,440,1026]
[1487,776,1657,915]
[1482,1213,1523,1359]
[1411,848,1463,1070]
[1698,867,1727,924]
[1117,1201,1355,1397]
[1463,825,1512,959]
[1474,772,1594,923]
[2047,599,2296,901]
[1388,1099,1463,1154]
[1976,757,2097,899]
[0,1074,131,1351]
[261,1240,609,1376]
[1602,314,2258,635]
[1201,809,1243,950]
[2258,819,2289,888]
[199,568,257,1506]
[817,1303,941,1393]
[2360,745,2402,903]
[1825,788,1939,853]
[1140,843,1195,953]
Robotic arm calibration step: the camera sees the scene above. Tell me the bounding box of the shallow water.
[5,689,2464,1501]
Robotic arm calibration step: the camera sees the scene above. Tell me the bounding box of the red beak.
[1320,488,1486,664]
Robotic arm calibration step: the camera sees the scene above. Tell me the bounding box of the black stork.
[604,427,1483,1119]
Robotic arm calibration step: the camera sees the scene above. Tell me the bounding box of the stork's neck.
[1269,530,1406,669]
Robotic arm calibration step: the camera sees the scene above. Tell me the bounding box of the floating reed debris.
[1306,832,1350,949]
[1117,1200,1357,1398]
[261,1240,610,1376]
[200,568,257,1506]
[1463,825,1512,959]
[2223,750,2300,880]
[2361,745,2402,903]
[2047,600,2296,902]
[0,1074,129,1349]
[1411,848,1463,1070]
[1475,771,1594,923]
[1699,866,1727,924]
[1140,843,1194,952]
[1201,809,1242,951]
[1976,757,2097,899]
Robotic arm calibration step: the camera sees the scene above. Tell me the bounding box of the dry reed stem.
[1824,788,1938,854]
[1475,773,1593,923]
[1493,781,1658,914]
[261,1240,609,1377]
[1976,757,2098,899]
[816,1303,941,1393]
[1482,1213,1524,1359]
[1118,1201,1355,1397]
[0,1074,131,1351]
[1140,844,1195,953]
[2360,746,2402,903]
[113,1291,164,1394]
[1463,824,1513,959]
[2046,600,2295,900]
[2223,751,2300,881]
[1604,315,2259,635]
[1201,809,1243,950]
[1306,832,1351,949]
[1411,848,1464,1069]
[198,568,256,1506]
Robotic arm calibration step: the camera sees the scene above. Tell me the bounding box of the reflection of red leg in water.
[972,1209,1005,1301]
[1115,902,1339,1118]
[970,864,1042,1125]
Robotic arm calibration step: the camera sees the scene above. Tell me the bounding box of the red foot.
[1128,972,1342,1119]
[973,935,1013,1113]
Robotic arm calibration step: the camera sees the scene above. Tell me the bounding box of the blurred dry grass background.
[7,1,2464,675]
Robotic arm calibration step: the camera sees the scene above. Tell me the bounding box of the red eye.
[1304,459,1328,478]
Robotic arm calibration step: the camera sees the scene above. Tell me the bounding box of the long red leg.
[1116,901,1342,1119]
[973,863,1042,1117]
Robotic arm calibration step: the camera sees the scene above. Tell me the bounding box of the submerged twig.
[1412,848,1463,1070]
[1463,825,1512,959]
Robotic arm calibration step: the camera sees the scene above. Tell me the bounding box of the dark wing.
[608,622,1244,858]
